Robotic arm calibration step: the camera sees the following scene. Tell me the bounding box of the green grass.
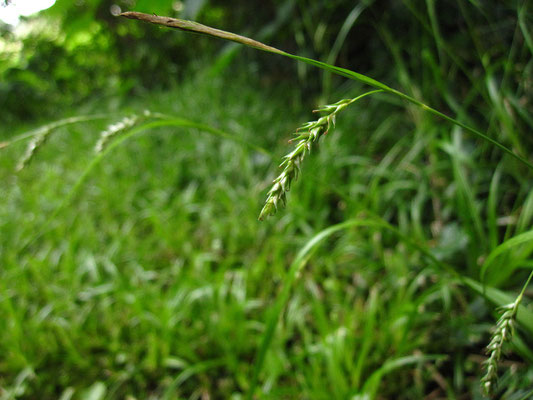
[1,68,532,399]
[2,2,533,398]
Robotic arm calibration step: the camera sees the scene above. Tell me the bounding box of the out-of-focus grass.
[1,67,532,399]
[3,1,533,392]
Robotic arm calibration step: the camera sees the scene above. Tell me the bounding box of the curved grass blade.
[246,217,456,399]
[19,117,272,253]
[480,230,533,284]
[120,12,533,171]
[162,358,227,400]
[360,354,447,399]
[322,1,369,96]
[0,114,112,150]
[246,212,532,398]
[246,219,374,400]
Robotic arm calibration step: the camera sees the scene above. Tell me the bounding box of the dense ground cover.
[1,1,532,399]
[1,68,532,399]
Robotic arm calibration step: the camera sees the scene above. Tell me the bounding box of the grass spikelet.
[258,90,382,220]
[7,114,109,170]
[16,127,51,171]
[94,110,151,153]
[120,12,533,171]
[482,304,517,395]
[481,271,533,396]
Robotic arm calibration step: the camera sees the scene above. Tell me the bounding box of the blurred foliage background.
[3,0,529,126]
[1,0,533,399]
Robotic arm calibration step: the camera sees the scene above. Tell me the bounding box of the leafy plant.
[2,3,533,399]
[117,11,533,398]
[120,11,533,220]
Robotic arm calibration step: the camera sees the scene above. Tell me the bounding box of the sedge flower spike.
[481,270,533,396]
[258,98,355,220]
[481,304,516,395]
[94,110,151,153]
[16,127,51,171]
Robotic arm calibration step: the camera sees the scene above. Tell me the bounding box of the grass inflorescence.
[16,126,52,171]
[94,110,152,153]
[481,271,533,396]
[9,115,111,171]
[482,303,517,396]
[259,91,382,220]
[2,2,533,399]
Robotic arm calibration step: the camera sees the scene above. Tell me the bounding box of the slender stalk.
[17,116,271,254]
[120,11,533,171]
[0,114,111,150]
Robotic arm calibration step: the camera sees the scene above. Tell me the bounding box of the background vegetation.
[1,0,532,399]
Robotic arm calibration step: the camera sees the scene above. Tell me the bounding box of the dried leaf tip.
[118,11,285,55]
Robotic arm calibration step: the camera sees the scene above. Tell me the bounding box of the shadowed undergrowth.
[1,68,532,399]
[1,1,533,397]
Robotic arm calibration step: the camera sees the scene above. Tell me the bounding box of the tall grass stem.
[120,12,533,171]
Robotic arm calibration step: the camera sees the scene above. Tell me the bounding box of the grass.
[481,271,533,396]
[2,2,533,399]
[120,11,533,172]
[1,68,532,399]
[258,90,384,220]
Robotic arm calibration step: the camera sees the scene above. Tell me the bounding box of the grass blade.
[246,212,532,397]
[18,117,271,253]
[322,1,369,96]
[120,11,533,171]
[246,219,373,399]
[463,277,533,335]
[0,114,112,150]
[480,230,533,284]
[360,354,447,399]
[247,216,458,398]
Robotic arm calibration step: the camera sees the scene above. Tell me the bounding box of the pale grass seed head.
[481,270,532,396]
[94,110,151,153]
[258,98,354,220]
[15,111,152,171]
[481,303,517,396]
[16,127,51,171]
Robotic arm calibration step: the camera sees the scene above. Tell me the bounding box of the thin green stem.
[120,12,533,171]
[516,270,533,306]
[18,117,271,254]
[0,114,112,150]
